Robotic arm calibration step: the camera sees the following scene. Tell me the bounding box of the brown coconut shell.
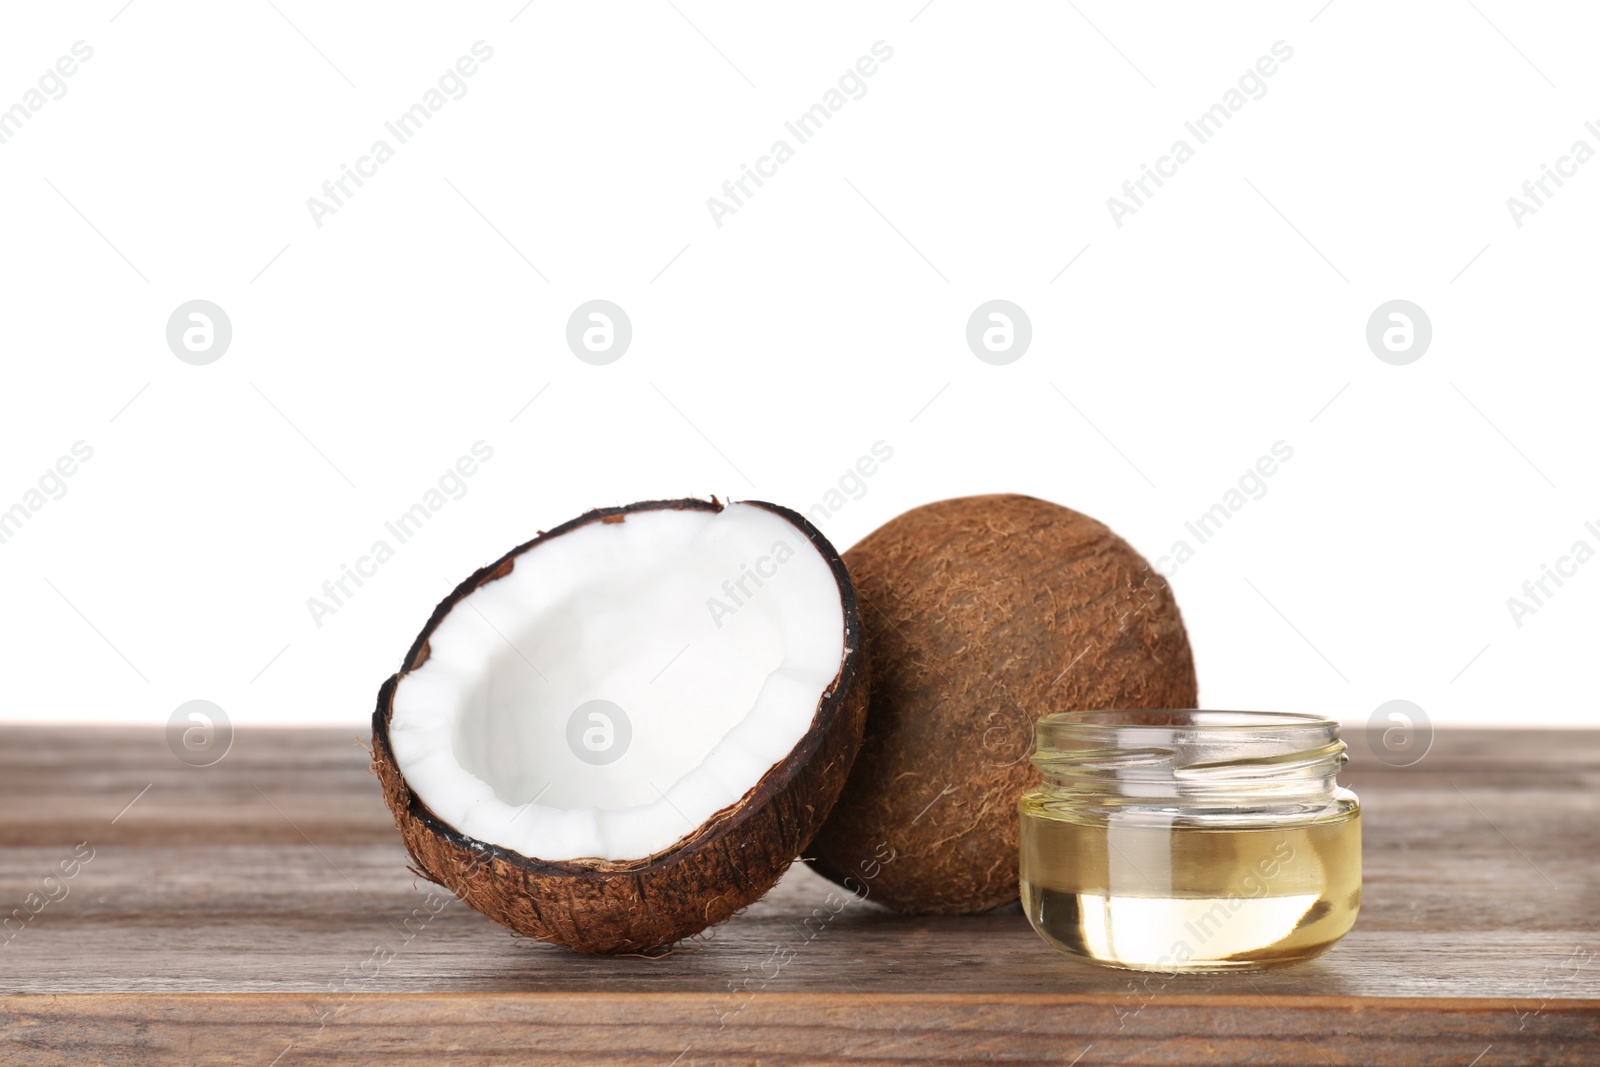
[807,493,1197,914]
[371,497,869,953]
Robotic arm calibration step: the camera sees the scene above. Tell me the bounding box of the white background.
[1,1,1595,729]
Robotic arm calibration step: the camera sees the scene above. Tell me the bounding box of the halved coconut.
[371,498,867,953]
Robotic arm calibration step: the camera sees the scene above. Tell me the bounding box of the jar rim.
[1031,710,1349,808]
[1037,709,1336,732]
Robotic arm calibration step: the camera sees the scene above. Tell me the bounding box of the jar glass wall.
[1020,710,1361,972]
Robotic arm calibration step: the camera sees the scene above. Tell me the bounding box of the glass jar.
[1019,710,1361,972]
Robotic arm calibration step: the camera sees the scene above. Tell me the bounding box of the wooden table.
[1,726,1596,1065]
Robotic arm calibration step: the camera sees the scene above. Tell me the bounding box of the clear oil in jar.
[1021,797,1360,972]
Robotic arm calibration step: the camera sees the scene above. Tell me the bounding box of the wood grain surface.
[1,725,1597,1065]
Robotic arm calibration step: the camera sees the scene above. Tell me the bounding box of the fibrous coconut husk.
[807,493,1197,914]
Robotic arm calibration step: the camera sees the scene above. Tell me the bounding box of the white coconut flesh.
[388,503,847,863]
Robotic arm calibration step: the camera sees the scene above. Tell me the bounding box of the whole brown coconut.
[807,494,1197,914]
[372,498,869,953]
